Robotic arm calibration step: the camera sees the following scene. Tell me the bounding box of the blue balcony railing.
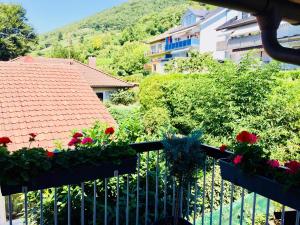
[165,38,199,51]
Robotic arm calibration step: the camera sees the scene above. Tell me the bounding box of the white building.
[215,11,300,68]
[146,8,208,73]
[146,7,300,73]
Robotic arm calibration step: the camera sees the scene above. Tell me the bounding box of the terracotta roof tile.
[12,56,133,88]
[0,62,116,152]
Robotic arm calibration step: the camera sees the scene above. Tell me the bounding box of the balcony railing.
[165,38,199,51]
[228,34,262,50]
[3,141,300,225]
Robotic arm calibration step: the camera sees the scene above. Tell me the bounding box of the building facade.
[146,7,300,73]
[147,9,208,73]
[215,12,300,68]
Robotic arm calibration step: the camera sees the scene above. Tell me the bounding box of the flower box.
[219,159,300,211]
[1,156,137,196]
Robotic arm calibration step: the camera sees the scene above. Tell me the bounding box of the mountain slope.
[38,0,198,48]
[35,0,210,76]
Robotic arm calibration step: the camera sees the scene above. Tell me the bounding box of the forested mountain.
[34,0,210,76]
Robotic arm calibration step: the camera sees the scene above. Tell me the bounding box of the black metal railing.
[2,141,300,225]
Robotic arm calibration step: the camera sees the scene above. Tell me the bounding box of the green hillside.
[37,0,193,49]
[34,0,210,76]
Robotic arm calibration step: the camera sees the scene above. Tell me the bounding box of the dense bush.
[110,89,137,106]
[139,53,300,161]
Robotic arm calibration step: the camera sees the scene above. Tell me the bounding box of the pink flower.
[81,137,93,145]
[73,132,83,139]
[267,160,280,168]
[105,127,115,135]
[68,138,81,146]
[219,144,227,152]
[285,161,300,174]
[236,131,258,144]
[233,155,243,165]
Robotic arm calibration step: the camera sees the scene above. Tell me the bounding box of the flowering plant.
[0,124,135,186]
[221,131,300,188]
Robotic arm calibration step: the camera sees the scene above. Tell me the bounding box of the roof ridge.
[72,59,134,87]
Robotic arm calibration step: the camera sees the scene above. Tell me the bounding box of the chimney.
[88,57,97,68]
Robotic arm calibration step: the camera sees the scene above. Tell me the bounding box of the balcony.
[228,34,262,50]
[2,141,300,225]
[165,38,199,51]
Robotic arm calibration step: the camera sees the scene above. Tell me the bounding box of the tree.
[58,32,63,41]
[0,4,37,61]
[111,41,149,76]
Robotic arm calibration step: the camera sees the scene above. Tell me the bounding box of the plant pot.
[219,159,300,211]
[153,217,192,225]
[1,157,137,196]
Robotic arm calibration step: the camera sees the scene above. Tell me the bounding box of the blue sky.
[0,0,128,33]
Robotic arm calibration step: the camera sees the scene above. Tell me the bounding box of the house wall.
[92,87,121,101]
[0,195,5,224]
[200,9,239,60]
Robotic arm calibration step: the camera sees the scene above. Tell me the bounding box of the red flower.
[81,137,93,145]
[236,131,258,144]
[105,127,115,135]
[267,160,280,168]
[29,133,37,138]
[0,137,12,146]
[233,155,243,165]
[220,144,227,152]
[68,138,81,146]
[29,133,38,142]
[46,151,55,158]
[285,161,300,174]
[73,132,83,139]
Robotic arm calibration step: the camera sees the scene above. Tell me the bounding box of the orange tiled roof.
[0,62,116,151]
[12,56,133,88]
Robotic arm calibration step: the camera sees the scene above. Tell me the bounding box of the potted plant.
[219,131,300,211]
[155,131,206,225]
[0,126,137,196]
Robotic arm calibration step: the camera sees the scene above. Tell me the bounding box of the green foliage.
[47,43,85,62]
[57,32,63,41]
[111,41,149,76]
[143,107,174,137]
[110,89,136,105]
[163,131,206,186]
[139,53,300,161]
[164,51,218,74]
[119,5,186,45]
[0,4,37,60]
[108,105,147,143]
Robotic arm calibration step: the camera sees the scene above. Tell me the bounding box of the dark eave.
[217,16,257,31]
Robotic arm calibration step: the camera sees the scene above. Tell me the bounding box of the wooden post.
[0,192,6,224]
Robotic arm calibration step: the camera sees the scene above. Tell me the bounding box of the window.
[96,92,104,101]
[158,43,162,52]
[151,45,156,54]
[183,13,196,26]
[174,38,181,42]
